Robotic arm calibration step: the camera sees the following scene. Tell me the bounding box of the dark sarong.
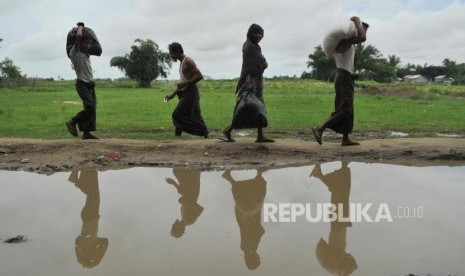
[172,85,208,137]
[325,69,355,134]
[73,80,97,132]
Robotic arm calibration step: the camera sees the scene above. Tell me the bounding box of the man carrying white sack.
[312,17,369,146]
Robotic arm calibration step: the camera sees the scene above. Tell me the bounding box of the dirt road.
[1,137,464,173]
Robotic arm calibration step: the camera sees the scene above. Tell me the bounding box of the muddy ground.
[1,137,465,174]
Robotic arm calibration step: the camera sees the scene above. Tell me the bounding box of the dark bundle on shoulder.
[66,22,102,58]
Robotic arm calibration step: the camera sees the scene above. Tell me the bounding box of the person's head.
[315,238,358,275]
[247,23,264,44]
[244,251,261,270]
[80,35,92,53]
[75,235,108,268]
[168,42,184,61]
[170,219,186,238]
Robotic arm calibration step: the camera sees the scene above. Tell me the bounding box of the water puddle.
[388,131,409,137]
[1,162,465,275]
[435,132,462,138]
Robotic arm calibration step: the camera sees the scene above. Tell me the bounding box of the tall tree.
[387,55,401,68]
[306,45,335,82]
[354,44,382,77]
[387,55,401,79]
[371,59,396,83]
[110,39,172,88]
[442,58,457,75]
[0,57,22,78]
[396,63,416,78]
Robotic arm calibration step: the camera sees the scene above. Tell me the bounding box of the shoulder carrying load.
[66,23,102,58]
[322,20,357,57]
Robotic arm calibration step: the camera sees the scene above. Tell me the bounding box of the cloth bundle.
[232,89,268,129]
[66,24,102,58]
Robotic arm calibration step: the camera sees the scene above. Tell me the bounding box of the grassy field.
[0,79,464,140]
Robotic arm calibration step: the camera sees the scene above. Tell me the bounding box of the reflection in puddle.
[166,169,204,238]
[311,162,357,275]
[1,163,465,276]
[223,169,267,270]
[68,171,108,268]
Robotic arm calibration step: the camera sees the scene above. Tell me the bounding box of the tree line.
[113,39,465,86]
[1,37,464,87]
[303,44,465,84]
[0,38,23,80]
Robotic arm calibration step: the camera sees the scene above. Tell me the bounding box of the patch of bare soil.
[360,86,418,97]
[1,137,465,174]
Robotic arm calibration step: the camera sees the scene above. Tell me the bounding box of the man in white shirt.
[165,42,209,138]
[312,17,368,146]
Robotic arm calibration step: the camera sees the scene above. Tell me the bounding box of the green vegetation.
[110,39,172,88]
[305,44,465,84]
[0,79,464,139]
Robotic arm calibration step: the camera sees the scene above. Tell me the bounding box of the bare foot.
[310,164,323,178]
[341,140,360,146]
[311,127,322,145]
[221,130,235,142]
[256,137,275,143]
[82,133,99,140]
[65,120,78,137]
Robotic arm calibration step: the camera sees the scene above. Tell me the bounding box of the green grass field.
[0,79,464,139]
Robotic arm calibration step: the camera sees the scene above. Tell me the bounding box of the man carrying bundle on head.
[312,17,369,146]
[65,22,102,140]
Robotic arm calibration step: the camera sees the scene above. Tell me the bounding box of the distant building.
[403,75,428,83]
[434,75,446,82]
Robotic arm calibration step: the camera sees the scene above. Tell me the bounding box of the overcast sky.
[0,0,464,80]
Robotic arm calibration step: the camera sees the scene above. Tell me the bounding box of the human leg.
[221,125,235,142]
[256,128,274,143]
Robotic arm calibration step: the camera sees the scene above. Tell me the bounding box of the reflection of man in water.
[222,169,267,270]
[68,170,108,268]
[166,168,204,238]
[310,161,357,276]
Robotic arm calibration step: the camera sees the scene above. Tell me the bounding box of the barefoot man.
[165,42,209,138]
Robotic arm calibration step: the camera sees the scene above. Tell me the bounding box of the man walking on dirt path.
[165,42,210,139]
[65,22,100,140]
[312,17,369,146]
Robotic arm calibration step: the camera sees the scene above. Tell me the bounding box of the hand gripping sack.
[232,90,268,129]
[66,26,102,58]
[322,20,357,57]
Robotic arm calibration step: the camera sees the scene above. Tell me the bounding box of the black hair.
[168,42,184,54]
[362,22,369,29]
[246,23,264,44]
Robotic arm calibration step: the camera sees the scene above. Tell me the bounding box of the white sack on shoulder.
[322,20,357,57]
